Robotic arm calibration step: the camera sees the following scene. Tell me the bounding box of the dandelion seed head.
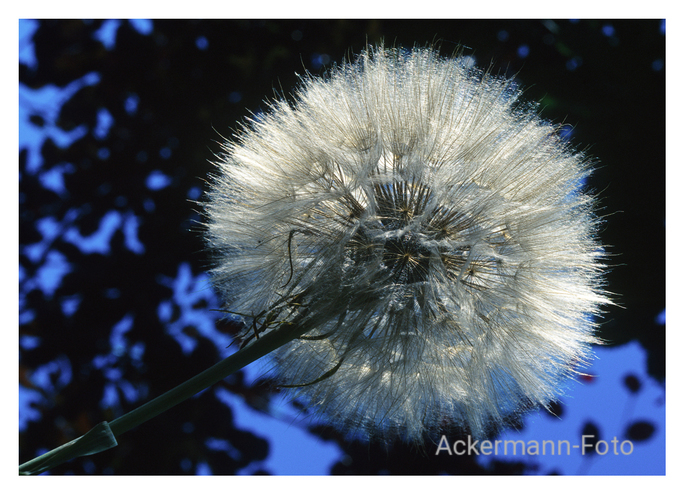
[205,45,609,441]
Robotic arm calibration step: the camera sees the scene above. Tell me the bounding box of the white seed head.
[205,46,609,441]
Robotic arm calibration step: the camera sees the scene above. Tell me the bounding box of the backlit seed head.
[205,45,610,441]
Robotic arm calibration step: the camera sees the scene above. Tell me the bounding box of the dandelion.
[205,45,609,442]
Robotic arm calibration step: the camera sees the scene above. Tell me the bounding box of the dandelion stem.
[19,318,309,475]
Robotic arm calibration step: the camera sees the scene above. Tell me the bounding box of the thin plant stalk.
[19,317,310,475]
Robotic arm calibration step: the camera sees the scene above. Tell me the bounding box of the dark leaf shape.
[623,374,642,394]
[625,421,656,442]
[581,421,601,455]
[545,400,564,418]
[29,114,45,127]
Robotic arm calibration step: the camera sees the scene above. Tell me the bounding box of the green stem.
[19,318,309,475]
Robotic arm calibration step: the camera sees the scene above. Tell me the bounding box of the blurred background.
[18,19,665,474]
